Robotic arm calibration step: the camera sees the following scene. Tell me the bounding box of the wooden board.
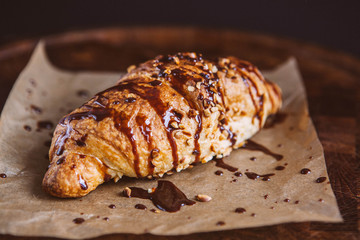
[0,27,358,240]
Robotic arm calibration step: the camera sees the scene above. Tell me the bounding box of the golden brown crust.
[42,53,282,198]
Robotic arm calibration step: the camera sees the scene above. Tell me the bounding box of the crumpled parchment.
[0,42,342,239]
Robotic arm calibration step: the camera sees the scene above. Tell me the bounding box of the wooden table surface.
[0,27,358,240]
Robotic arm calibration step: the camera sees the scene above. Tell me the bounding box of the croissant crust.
[42,53,282,198]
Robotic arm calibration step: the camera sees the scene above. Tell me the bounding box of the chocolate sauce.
[23,125,32,132]
[215,158,238,172]
[251,213,256,217]
[135,204,147,210]
[316,177,327,183]
[104,174,111,182]
[125,180,195,212]
[284,198,290,203]
[79,175,88,190]
[152,180,195,212]
[318,198,324,202]
[125,187,150,199]
[103,217,109,221]
[166,68,203,162]
[215,170,223,176]
[218,125,237,146]
[56,156,65,165]
[242,140,283,160]
[73,218,85,224]
[275,166,285,171]
[264,194,268,199]
[75,135,87,147]
[235,207,246,213]
[216,221,225,226]
[245,172,275,181]
[250,157,256,161]
[61,108,112,124]
[234,171,242,177]
[113,110,141,177]
[37,120,54,131]
[149,80,162,86]
[264,113,288,128]
[136,115,155,174]
[30,105,42,114]
[0,173,7,178]
[295,200,300,204]
[55,107,112,156]
[108,204,116,209]
[242,77,259,126]
[300,168,311,174]
[262,175,273,181]
[76,90,90,98]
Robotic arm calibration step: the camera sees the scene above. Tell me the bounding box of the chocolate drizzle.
[79,175,88,190]
[23,125,32,132]
[275,166,285,171]
[151,180,195,212]
[215,170,223,176]
[245,172,275,181]
[216,221,225,226]
[114,110,141,177]
[300,168,311,174]
[107,82,181,170]
[125,180,195,212]
[235,207,246,213]
[136,115,155,175]
[215,158,238,172]
[162,67,203,162]
[316,177,327,183]
[241,77,261,127]
[135,204,147,210]
[30,105,42,114]
[242,140,283,160]
[73,218,85,224]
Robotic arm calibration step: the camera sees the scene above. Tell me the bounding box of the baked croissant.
[43,53,282,198]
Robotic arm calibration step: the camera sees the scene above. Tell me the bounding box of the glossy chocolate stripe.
[136,115,155,175]
[164,68,203,162]
[113,110,141,177]
[103,82,180,169]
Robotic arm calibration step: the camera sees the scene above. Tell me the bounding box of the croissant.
[42,53,282,198]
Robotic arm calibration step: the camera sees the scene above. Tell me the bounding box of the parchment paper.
[0,42,342,239]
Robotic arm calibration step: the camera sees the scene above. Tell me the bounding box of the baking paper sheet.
[0,42,342,239]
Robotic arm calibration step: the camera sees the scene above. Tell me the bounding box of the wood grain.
[0,27,358,240]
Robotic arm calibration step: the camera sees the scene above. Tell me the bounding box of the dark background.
[0,0,359,56]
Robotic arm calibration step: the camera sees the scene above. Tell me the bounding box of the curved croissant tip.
[42,165,87,198]
[42,153,105,198]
